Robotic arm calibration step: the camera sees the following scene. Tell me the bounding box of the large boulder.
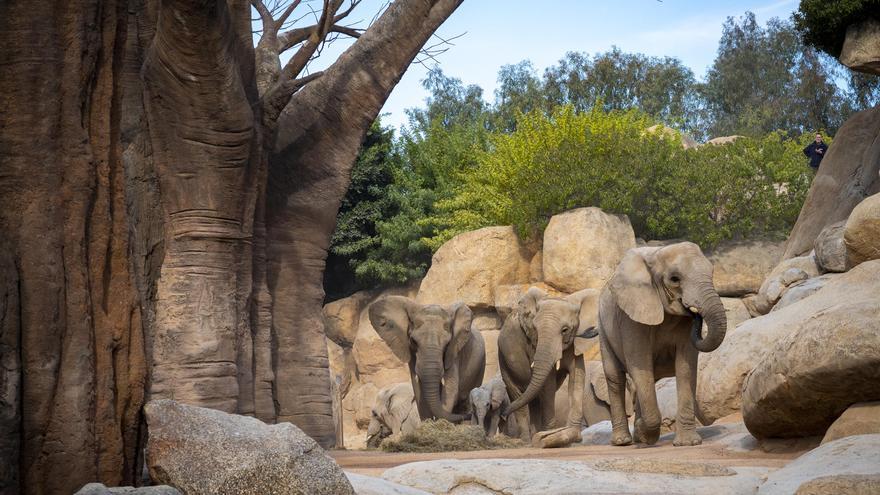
[345,473,431,495]
[782,106,880,259]
[706,135,743,146]
[822,402,880,445]
[840,18,880,76]
[542,208,635,293]
[697,260,880,424]
[721,297,751,329]
[416,226,531,307]
[757,435,880,495]
[708,240,784,296]
[744,254,821,316]
[645,124,699,149]
[844,191,880,267]
[741,262,880,438]
[493,282,564,320]
[144,400,354,495]
[382,458,770,494]
[813,221,847,273]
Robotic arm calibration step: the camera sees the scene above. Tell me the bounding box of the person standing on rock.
[803,133,828,171]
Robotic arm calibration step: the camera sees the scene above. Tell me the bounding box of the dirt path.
[332,434,805,478]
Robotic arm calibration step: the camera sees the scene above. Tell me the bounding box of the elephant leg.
[539,375,557,430]
[488,412,500,437]
[673,345,701,446]
[601,346,632,446]
[630,366,661,445]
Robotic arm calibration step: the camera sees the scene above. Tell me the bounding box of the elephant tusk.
[441,377,445,386]
[530,362,535,369]
[689,306,699,314]
[556,360,561,371]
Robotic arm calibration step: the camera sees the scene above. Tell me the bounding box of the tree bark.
[1,0,464,490]
[266,0,463,447]
[0,1,146,493]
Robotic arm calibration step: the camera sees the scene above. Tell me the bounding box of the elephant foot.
[532,426,581,448]
[611,428,632,446]
[634,418,660,445]
[673,428,702,446]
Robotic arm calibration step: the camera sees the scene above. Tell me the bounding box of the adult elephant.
[500,287,599,447]
[597,242,726,447]
[368,296,485,422]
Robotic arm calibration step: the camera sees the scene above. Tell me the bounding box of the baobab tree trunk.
[1,0,464,490]
[266,0,463,447]
[0,1,146,493]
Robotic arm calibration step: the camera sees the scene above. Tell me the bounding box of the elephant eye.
[670,275,681,284]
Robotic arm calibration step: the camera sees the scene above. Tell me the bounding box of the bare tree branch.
[276,0,303,26]
[261,71,325,125]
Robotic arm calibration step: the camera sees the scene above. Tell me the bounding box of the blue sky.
[286,0,801,129]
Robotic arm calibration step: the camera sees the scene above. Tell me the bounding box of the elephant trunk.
[689,280,727,352]
[418,356,468,423]
[504,330,562,416]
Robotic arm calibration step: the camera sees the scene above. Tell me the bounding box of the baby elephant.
[469,376,516,437]
[365,383,420,448]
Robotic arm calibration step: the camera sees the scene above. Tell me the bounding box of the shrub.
[428,106,817,249]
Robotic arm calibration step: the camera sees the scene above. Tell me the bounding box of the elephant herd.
[364,242,728,449]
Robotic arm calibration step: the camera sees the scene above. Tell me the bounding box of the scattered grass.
[380,419,525,453]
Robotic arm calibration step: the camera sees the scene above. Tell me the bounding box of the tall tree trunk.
[266,0,464,447]
[141,0,261,413]
[0,1,146,493]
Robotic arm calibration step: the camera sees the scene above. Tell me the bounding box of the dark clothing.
[803,142,828,169]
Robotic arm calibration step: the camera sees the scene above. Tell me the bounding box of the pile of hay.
[380,419,524,453]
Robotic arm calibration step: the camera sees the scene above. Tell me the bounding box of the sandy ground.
[331,417,812,478]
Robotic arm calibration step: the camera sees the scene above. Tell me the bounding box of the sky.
[278,0,802,129]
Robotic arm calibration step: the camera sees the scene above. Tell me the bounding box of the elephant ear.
[368,296,417,364]
[609,249,664,326]
[445,302,473,367]
[517,286,546,328]
[489,383,507,410]
[566,288,600,356]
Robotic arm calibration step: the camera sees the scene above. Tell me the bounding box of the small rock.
[765,279,785,303]
[822,402,880,445]
[580,420,613,445]
[813,221,848,273]
[780,268,808,286]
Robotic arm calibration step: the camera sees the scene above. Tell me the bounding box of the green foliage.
[428,106,817,248]
[794,0,880,58]
[324,119,398,300]
[379,419,524,452]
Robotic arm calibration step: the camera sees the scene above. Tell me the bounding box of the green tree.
[794,0,880,58]
[324,119,397,300]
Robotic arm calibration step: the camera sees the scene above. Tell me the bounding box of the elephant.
[365,383,420,448]
[596,242,727,447]
[368,296,486,423]
[469,375,517,437]
[499,287,599,447]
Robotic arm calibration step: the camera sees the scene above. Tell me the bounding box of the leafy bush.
[379,419,524,452]
[428,106,817,248]
[794,0,880,58]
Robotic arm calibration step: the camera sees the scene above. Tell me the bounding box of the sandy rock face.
[757,435,880,495]
[542,208,635,293]
[144,400,354,495]
[698,261,880,424]
[822,402,880,445]
[345,472,431,495]
[782,106,880,259]
[741,262,880,438]
[416,226,531,307]
[840,18,880,76]
[382,458,770,494]
[708,240,784,296]
[771,274,838,312]
[844,192,880,267]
